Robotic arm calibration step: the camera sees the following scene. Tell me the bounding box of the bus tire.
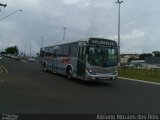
[44,62,47,72]
[67,68,72,80]
[44,66,47,72]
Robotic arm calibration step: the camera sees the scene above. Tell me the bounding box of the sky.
[0,0,160,56]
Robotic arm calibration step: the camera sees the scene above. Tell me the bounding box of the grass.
[118,67,160,83]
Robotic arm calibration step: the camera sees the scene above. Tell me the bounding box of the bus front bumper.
[86,73,118,81]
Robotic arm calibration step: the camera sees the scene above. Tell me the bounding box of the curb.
[118,77,160,86]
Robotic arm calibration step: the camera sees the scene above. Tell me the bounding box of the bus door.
[77,46,86,79]
[52,49,57,73]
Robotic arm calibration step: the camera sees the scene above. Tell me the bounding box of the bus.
[40,38,118,81]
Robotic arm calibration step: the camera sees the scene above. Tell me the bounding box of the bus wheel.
[44,63,47,72]
[67,68,72,80]
[44,66,47,72]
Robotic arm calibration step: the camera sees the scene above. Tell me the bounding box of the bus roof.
[41,37,116,49]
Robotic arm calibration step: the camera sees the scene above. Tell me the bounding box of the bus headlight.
[87,68,97,75]
[111,71,118,75]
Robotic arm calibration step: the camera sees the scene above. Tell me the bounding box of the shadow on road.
[71,78,115,87]
[43,70,114,87]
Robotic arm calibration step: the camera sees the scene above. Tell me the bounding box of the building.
[145,57,160,70]
[145,57,160,64]
[120,54,140,64]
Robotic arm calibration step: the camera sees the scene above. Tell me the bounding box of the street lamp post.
[0,10,22,21]
[115,0,123,64]
[24,44,26,57]
[30,42,31,57]
[41,36,44,48]
[63,27,66,41]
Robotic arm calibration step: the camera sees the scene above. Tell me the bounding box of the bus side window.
[53,49,57,58]
[63,44,69,57]
[58,45,63,57]
[70,43,78,57]
[68,45,71,57]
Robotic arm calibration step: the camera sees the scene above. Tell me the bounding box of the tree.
[152,51,160,57]
[5,46,19,55]
[139,53,153,60]
[127,57,139,62]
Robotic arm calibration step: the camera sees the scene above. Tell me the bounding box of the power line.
[0,10,22,21]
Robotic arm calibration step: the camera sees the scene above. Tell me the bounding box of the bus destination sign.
[89,38,117,47]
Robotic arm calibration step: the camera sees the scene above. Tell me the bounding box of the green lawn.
[118,67,160,83]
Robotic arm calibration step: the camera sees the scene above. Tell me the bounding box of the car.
[152,65,160,70]
[28,58,36,62]
[125,64,133,68]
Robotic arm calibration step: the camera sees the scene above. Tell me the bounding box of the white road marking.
[21,60,27,63]
[119,77,160,86]
[0,65,8,74]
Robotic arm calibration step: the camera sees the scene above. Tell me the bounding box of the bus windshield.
[88,46,118,67]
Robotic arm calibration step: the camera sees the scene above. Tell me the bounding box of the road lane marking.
[0,65,4,74]
[21,60,27,63]
[119,77,160,86]
[0,65,8,74]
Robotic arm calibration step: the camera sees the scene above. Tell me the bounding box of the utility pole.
[0,3,7,8]
[63,27,66,41]
[115,0,123,64]
[30,43,31,57]
[41,36,44,48]
[24,44,26,57]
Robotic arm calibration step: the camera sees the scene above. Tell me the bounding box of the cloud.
[62,0,82,5]
[7,0,41,9]
[62,0,113,9]
[108,29,151,54]
[92,0,113,9]
[1,0,160,55]
[109,29,149,40]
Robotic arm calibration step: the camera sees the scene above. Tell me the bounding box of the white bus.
[40,38,118,81]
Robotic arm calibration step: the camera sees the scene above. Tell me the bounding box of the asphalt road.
[0,57,160,114]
